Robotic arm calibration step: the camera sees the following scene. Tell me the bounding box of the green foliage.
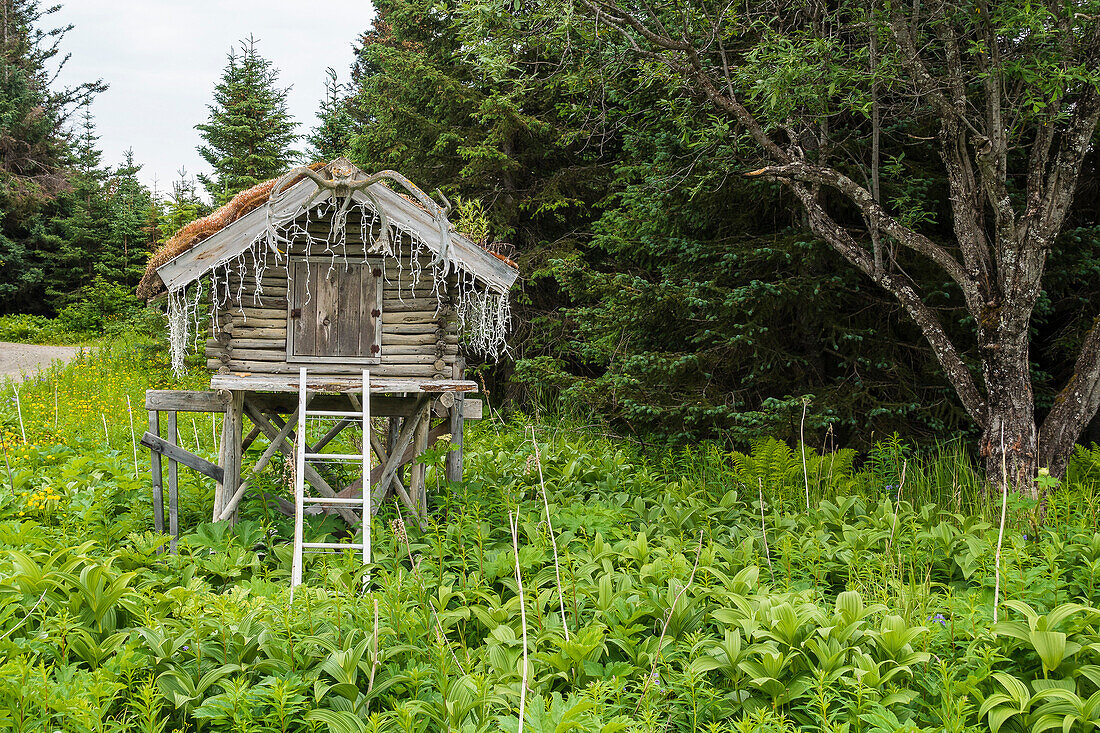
[55,277,143,334]
[196,35,300,204]
[0,350,1099,731]
[156,171,209,243]
[330,0,1100,458]
[307,67,356,161]
[0,1,111,316]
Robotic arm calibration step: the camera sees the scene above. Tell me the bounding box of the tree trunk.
[1040,317,1100,478]
[980,320,1038,498]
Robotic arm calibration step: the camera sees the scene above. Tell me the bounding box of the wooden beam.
[242,425,261,451]
[411,402,429,518]
[245,393,479,419]
[370,394,431,523]
[141,430,225,482]
[446,357,465,483]
[209,374,477,394]
[146,389,230,413]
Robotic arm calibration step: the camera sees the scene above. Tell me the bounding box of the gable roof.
[137,161,519,299]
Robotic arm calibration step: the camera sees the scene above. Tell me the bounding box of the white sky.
[52,1,374,198]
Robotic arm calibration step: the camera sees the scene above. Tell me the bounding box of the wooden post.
[388,413,402,502]
[164,410,179,554]
[410,401,429,519]
[148,410,164,543]
[216,390,245,525]
[387,416,400,456]
[446,357,466,483]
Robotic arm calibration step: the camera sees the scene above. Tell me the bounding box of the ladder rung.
[305,496,369,506]
[302,542,360,550]
[307,410,365,418]
[304,452,366,461]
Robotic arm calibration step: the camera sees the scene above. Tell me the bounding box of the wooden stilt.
[217,391,244,525]
[387,416,400,457]
[446,357,466,483]
[164,411,179,553]
[388,412,402,501]
[371,394,431,524]
[411,401,429,519]
[148,410,164,546]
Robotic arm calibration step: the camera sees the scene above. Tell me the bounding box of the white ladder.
[291,366,372,587]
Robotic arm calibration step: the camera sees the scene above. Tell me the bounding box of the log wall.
[205,221,460,380]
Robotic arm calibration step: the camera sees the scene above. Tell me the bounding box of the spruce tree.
[0,0,104,313]
[105,150,156,286]
[196,36,299,204]
[49,106,109,302]
[157,170,209,242]
[306,67,353,161]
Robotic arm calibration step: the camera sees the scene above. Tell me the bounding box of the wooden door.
[289,260,381,362]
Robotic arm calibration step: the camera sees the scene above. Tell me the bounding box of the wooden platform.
[209,374,478,394]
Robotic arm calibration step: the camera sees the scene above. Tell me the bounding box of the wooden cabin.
[137,159,518,552]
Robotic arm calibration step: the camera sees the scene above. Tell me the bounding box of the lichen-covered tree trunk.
[980,323,1039,498]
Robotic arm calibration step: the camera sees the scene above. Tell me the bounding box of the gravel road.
[0,342,83,380]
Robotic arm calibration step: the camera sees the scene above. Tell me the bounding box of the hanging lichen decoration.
[164,170,513,375]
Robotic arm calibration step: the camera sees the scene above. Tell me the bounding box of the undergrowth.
[0,342,1099,731]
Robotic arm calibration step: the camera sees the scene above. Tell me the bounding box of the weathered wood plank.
[243,393,479,420]
[229,328,287,339]
[382,333,460,346]
[210,373,478,394]
[338,263,362,355]
[141,430,225,482]
[381,297,439,310]
[383,344,460,356]
[146,389,229,413]
[226,347,453,366]
[222,360,440,377]
[237,307,289,320]
[148,411,164,540]
[163,412,179,553]
[314,264,340,355]
[291,260,312,356]
[384,323,458,335]
[224,349,288,362]
[216,392,244,524]
[381,311,444,324]
[228,338,285,349]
